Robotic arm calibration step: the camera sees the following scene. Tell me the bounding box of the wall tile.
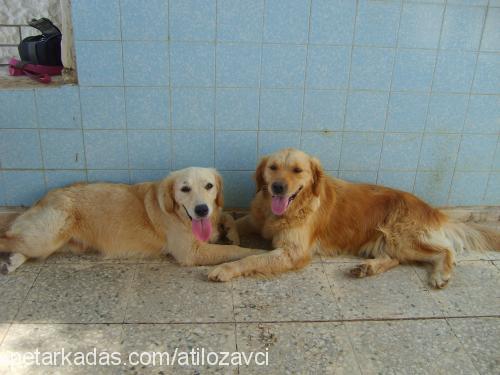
[0,129,42,169]
[170,0,216,41]
[350,47,395,91]
[392,49,436,92]
[121,0,168,40]
[345,91,389,131]
[306,46,351,89]
[84,130,129,169]
[123,42,169,86]
[464,95,500,133]
[0,91,36,128]
[309,0,355,45]
[339,170,378,184]
[380,133,421,170]
[128,130,170,169]
[72,0,121,40]
[170,43,215,87]
[261,44,307,88]
[377,171,416,192]
[130,170,170,183]
[339,132,384,171]
[414,170,453,206]
[0,172,4,206]
[426,94,468,133]
[355,0,401,47]
[2,171,46,206]
[447,0,487,5]
[263,0,310,43]
[216,88,259,130]
[259,89,303,130]
[398,3,444,49]
[258,131,301,157]
[75,41,123,86]
[301,132,342,170]
[218,0,264,42]
[36,86,81,129]
[303,90,346,131]
[87,170,130,184]
[217,43,261,87]
[484,173,500,205]
[125,87,169,129]
[449,171,489,206]
[386,92,429,132]
[46,170,87,190]
[440,5,485,50]
[455,134,497,171]
[80,87,126,129]
[419,133,461,171]
[433,51,477,93]
[481,7,500,52]
[40,130,85,169]
[219,171,255,208]
[172,88,214,129]
[215,131,257,170]
[172,130,214,169]
[472,53,500,94]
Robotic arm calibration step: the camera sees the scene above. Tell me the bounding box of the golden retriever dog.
[209,148,499,288]
[0,167,263,274]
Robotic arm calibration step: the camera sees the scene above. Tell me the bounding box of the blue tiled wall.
[0,0,499,208]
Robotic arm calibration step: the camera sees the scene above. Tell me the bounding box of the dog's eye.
[205,183,213,190]
[269,165,278,171]
[293,167,302,173]
[181,186,191,193]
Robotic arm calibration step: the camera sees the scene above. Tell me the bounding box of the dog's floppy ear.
[254,156,269,192]
[158,176,176,213]
[214,171,224,208]
[310,157,324,196]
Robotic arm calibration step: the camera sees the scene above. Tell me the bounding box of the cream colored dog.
[0,167,262,274]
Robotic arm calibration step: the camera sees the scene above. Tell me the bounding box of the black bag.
[18,18,62,66]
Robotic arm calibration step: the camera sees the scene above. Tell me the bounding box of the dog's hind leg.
[350,256,400,278]
[0,251,28,275]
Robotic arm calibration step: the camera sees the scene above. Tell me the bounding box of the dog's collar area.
[183,205,193,221]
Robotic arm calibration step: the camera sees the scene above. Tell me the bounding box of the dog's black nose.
[271,182,286,195]
[194,204,209,217]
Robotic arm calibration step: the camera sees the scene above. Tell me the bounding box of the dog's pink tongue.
[271,196,289,215]
[192,218,212,242]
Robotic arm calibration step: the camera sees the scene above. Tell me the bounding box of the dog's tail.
[441,221,500,253]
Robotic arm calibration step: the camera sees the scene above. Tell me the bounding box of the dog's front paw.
[208,264,237,282]
[430,272,450,289]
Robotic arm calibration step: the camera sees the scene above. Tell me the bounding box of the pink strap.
[8,57,63,84]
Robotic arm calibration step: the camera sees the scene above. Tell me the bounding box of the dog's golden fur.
[0,167,262,274]
[209,148,500,288]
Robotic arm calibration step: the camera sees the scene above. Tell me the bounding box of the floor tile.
[237,322,360,374]
[16,264,135,323]
[124,263,234,323]
[448,317,500,375]
[120,323,236,374]
[346,319,479,375]
[323,263,442,319]
[0,323,9,345]
[232,264,341,322]
[414,261,500,316]
[0,323,122,374]
[0,265,40,323]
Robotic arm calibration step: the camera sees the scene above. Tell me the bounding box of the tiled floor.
[0,233,499,373]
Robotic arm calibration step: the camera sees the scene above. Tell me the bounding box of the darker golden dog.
[209,148,499,288]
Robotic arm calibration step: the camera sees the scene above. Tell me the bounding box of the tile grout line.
[298,0,313,149]
[32,89,48,193]
[411,0,448,195]
[482,135,500,203]
[121,263,139,325]
[167,0,174,172]
[375,0,404,185]
[213,0,218,168]
[337,0,360,173]
[118,0,131,183]
[76,87,90,182]
[446,3,490,205]
[255,0,266,160]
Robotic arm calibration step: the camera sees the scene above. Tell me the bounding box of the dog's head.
[255,148,323,216]
[158,167,224,242]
